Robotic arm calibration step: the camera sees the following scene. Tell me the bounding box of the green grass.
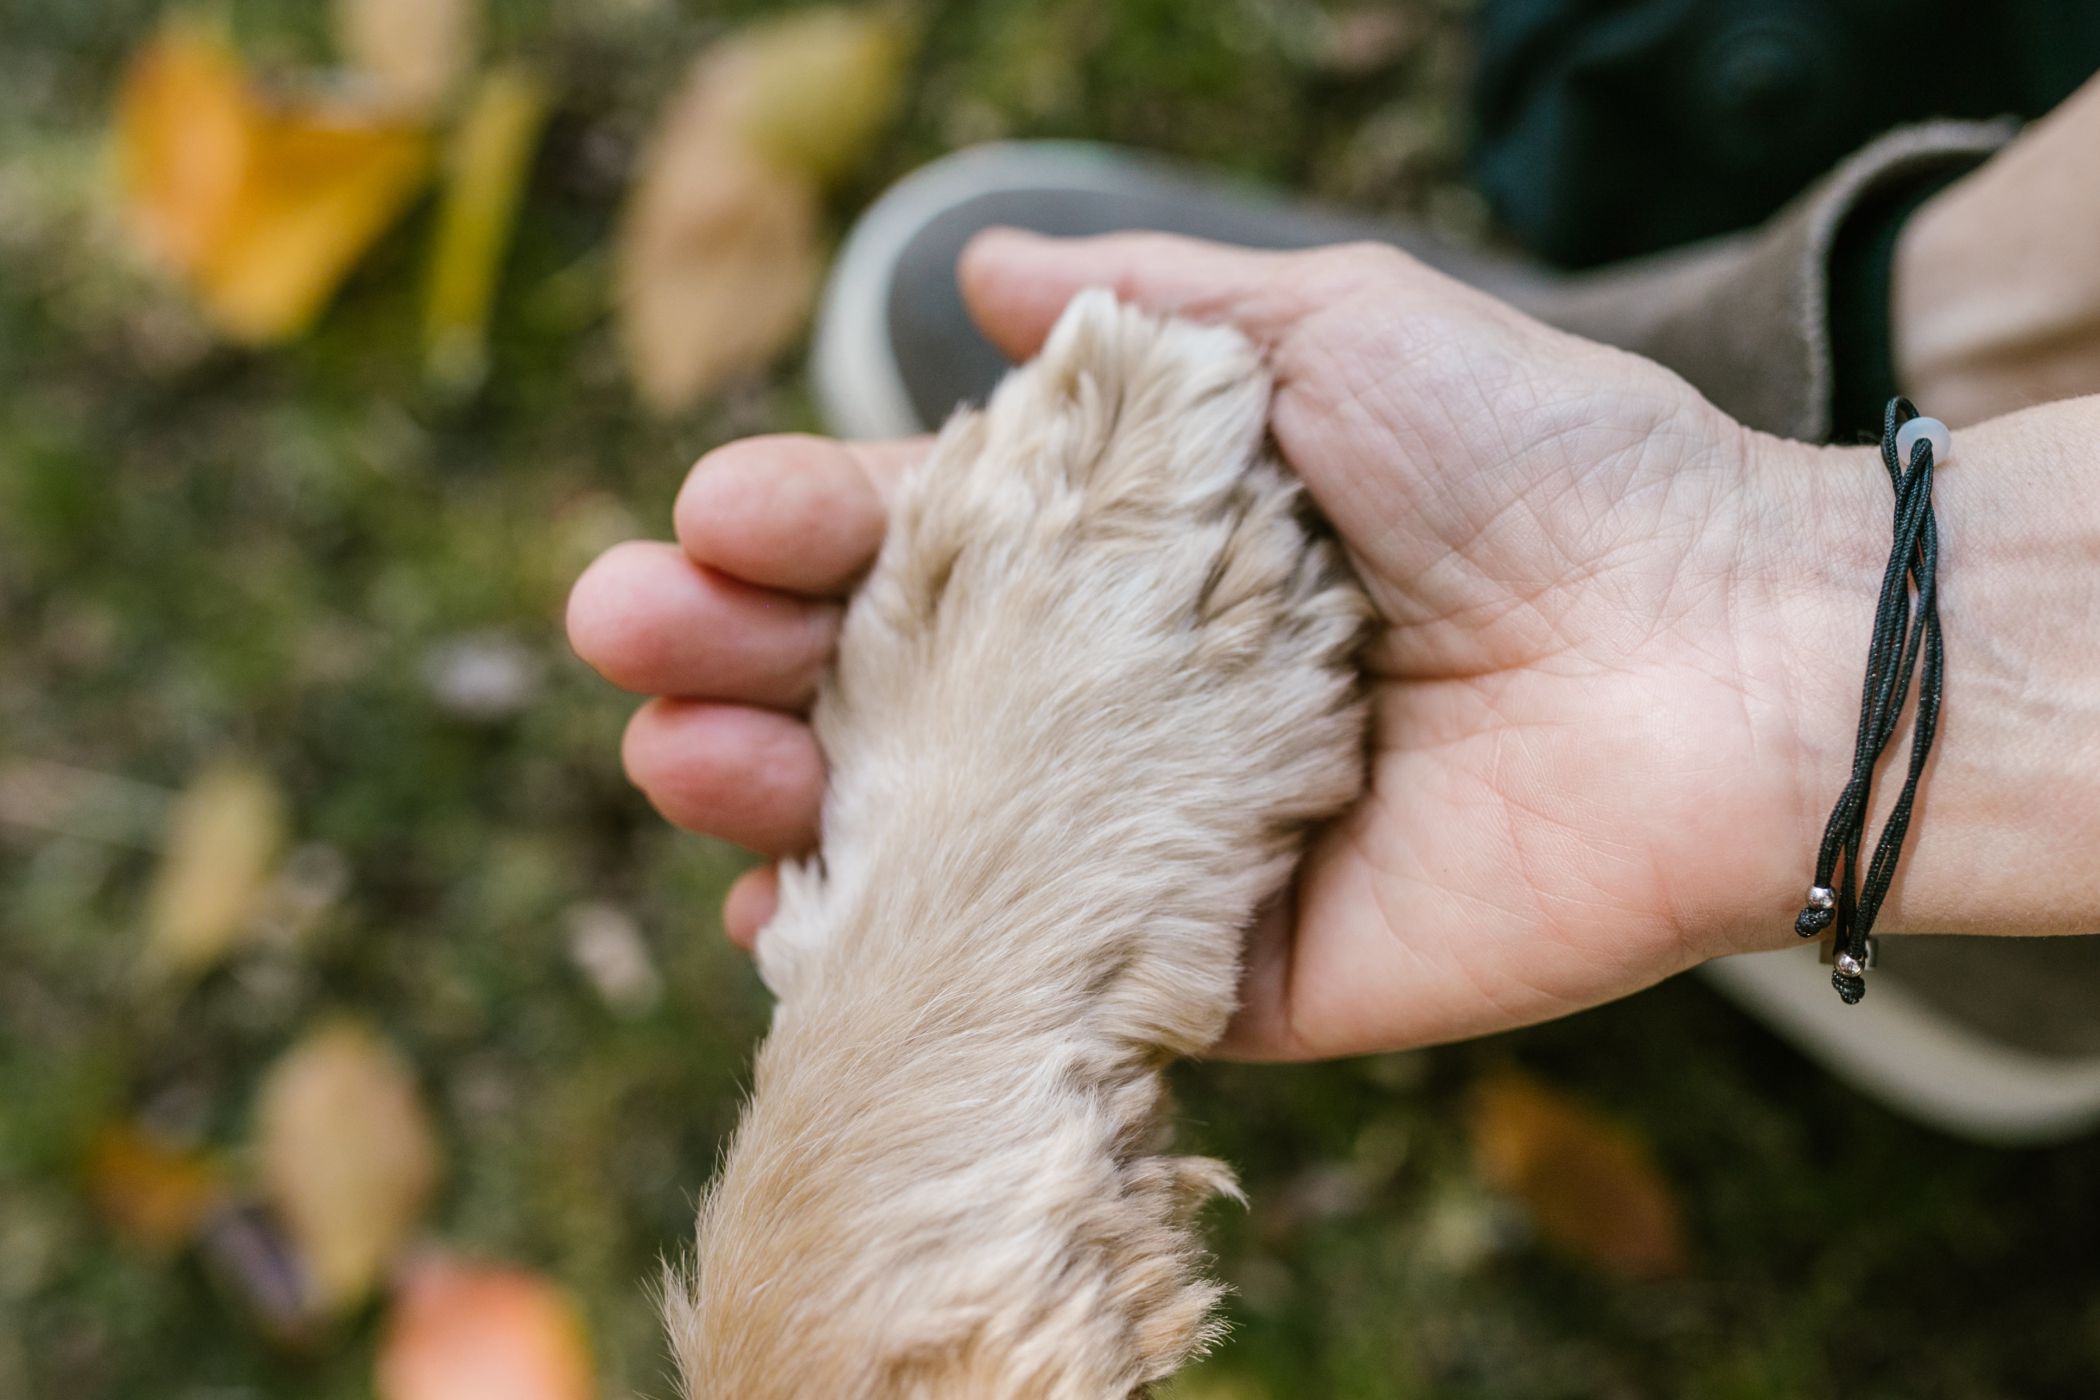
[3,3,2098,1397]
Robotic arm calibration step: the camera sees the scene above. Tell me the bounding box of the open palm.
[569,232,1858,1059]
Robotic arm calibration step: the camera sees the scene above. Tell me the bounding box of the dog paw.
[758,289,1369,1049]
[678,293,1371,1398]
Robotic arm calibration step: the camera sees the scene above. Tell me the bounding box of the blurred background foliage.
[2,1,2097,1397]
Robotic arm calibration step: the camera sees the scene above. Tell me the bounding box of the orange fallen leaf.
[1467,1068,1690,1280]
[615,8,910,412]
[144,757,286,978]
[254,1019,442,1317]
[377,1254,596,1400]
[116,26,432,343]
[84,1122,227,1252]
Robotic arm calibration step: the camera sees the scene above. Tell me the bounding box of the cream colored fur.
[667,292,1371,1398]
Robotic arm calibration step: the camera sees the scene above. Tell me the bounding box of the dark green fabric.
[1824,160,1981,442]
[1471,0,2100,268]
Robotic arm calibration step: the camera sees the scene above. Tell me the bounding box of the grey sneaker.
[811,141,1525,439]
[811,139,2100,1144]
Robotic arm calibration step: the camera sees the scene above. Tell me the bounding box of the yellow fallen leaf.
[1467,1069,1690,1280]
[698,7,911,184]
[116,27,433,343]
[254,1019,441,1317]
[377,1254,596,1400]
[145,758,286,978]
[423,65,550,390]
[84,1122,228,1252]
[335,0,482,111]
[614,8,911,412]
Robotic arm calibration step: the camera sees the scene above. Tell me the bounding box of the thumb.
[958,228,1339,362]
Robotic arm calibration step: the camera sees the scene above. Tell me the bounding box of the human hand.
[569,231,1877,1058]
[1895,70,2100,426]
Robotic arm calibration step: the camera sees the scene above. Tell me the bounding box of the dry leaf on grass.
[1467,1068,1690,1280]
[254,1019,442,1317]
[698,7,913,184]
[615,8,909,411]
[335,0,482,111]
[84,1122,228,1252]
[145,758,286,978]
[617,142,820,412]
[116,26,432,343]
[377,1254,596,1400]
[423,66,550,390]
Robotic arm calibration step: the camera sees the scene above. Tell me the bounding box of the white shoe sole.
[813,142,1165,441]
[1701,946,2100,1143]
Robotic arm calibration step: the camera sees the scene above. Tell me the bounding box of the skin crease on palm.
[567,229,1933,1062]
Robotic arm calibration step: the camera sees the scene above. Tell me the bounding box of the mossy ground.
[3,3,2096,1396]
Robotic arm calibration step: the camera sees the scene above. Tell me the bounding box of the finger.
[621,699,822,855]
[958,228,1369,363]
[676,434,927,596]
[568,541,839,706]
[723,864,779,951]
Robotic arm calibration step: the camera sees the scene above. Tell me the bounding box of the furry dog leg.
[668,291,1370,1398]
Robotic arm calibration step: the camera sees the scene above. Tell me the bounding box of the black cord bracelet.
[1793,397,1946,1004]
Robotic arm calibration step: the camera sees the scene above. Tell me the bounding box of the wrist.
[1714,430,1889,955]
[1743,409,2100,947]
